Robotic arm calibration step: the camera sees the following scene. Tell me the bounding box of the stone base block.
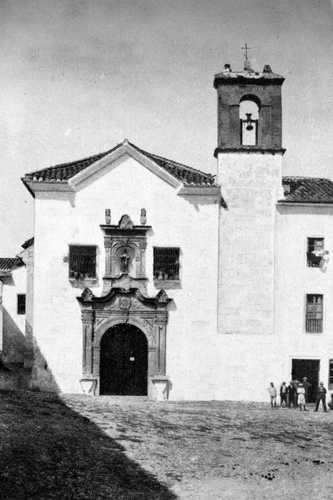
[80,377,97,395]
[149,375,171,401]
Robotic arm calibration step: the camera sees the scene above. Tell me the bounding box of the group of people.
[268,378,332,412]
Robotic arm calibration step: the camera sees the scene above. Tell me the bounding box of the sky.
[0,0,332,255]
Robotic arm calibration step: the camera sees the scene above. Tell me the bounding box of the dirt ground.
[0,391,332,499]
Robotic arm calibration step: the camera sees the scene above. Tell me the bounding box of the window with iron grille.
[329,360,333,389]
[306,294,323,333]
[153,247,180,281]
[307,238,324,267]
[69,245,97,280]
[17,294,26,315]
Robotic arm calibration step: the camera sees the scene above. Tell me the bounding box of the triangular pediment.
[68,140,181,191]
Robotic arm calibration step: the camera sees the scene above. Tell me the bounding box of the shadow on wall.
[0,314,59,393]
[29,339,60,392]
[0,390,177,500]
[2,307,26,364]
[0,308,31,391]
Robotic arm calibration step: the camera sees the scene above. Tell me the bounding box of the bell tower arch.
[214,61,285,335]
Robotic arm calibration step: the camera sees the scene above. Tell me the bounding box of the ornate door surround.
[77,287,171,396]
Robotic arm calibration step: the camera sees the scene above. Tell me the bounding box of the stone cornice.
[214,147,286,157]
[278,201,333,208]
[77,286,172,309]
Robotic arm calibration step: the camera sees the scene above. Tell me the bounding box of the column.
[81,309,94,376]
[156,319,167,375]
[104,237,112,276]
[138,239,147,277]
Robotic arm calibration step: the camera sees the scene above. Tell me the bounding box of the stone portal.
[77,213,172,398]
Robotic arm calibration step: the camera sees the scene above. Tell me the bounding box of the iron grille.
[306,294,323,333]
[69,246,96,280]
[153,247,180,281]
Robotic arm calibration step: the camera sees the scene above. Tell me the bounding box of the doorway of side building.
[100,324,148,395]
[291,359,320,403]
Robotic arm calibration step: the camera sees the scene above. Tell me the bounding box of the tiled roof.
[131,143,216,186]
[23,141,216,187]
[23,149,116,183]
[0,257,24,273]
[281,177,333,204]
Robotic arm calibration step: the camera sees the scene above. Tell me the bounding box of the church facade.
[1,62,333,401]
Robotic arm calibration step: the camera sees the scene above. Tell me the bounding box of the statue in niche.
[120,248,130,274]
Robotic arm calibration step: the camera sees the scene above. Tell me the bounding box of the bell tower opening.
[239,96,260,146]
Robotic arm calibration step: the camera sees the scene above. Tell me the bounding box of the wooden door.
[100,324,148,395]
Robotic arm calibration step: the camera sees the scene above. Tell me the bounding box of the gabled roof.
[22,141,216,188]
[281,177,333,204]
[0,257,24,273]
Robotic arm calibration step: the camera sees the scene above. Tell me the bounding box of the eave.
[278,201,333,208]
[22,179,74,197]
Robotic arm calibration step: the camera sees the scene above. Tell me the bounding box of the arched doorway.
[100,323,148,395]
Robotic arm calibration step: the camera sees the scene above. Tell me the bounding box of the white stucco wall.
[2,266,26,363]
[212,200,333,402]
[32,154,220,397]
[275,204,333,396]
[217,152,283,336]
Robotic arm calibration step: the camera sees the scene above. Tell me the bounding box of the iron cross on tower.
[241,43,253,71]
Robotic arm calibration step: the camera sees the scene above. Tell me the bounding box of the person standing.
[302,377,311,404]
[291,379,299,407]
[297,382,306,411]
[268,382,277,408]
[314,382,328,412]
[280,382,288,407]
[286,382,293,407]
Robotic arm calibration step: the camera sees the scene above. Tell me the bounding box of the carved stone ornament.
[81,288,94,302]
[119,214,134,229]
[140,208,147,225]
[119,297,131,310]
[157,289,169,304]
[105,208,111,225]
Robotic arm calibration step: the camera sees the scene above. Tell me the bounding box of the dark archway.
[100,324,148,395]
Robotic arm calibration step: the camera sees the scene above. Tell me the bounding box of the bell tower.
[215,60,285,335]
[214,62,284,153]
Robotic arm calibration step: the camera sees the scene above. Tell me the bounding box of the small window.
[307,238,324,267]
[69,245,97,280]
[154,247,180,281]
[306,294,323,333]
[329,360,333,389]
[17,294,26,315]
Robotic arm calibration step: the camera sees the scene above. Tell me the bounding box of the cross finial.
[241,43,253,71]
